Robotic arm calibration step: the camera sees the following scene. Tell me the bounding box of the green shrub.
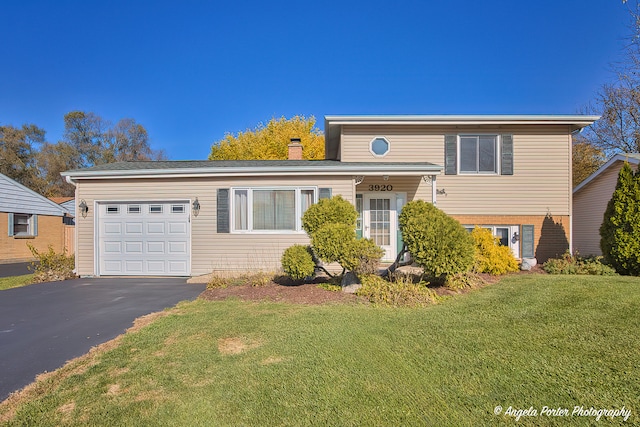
[398,200,475,278]
[311,223,356,265]
[444,272,487,290]
[281,245,316,280]
[344,238,385,276]
[543,252,617,276]
[471,227,519,275]
[317,283,342,292]
[301,195,357,236]
[600,161,640,275]
[356,274,438,307]
[27,244,75,283]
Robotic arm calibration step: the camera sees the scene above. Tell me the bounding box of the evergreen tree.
[600,161,640,275]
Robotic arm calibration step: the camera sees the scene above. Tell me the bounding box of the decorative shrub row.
[543,252,617,276]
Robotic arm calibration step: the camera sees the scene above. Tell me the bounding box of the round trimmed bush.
[344,238,384,275]
[399,200,475,277]
[471,227,519,275]
[281,245,315,280]
[302,195,357,236]
[311,223,356,264]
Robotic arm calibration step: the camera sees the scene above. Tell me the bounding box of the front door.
[363,194,399,261]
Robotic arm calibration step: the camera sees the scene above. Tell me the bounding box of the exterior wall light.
[192,198,201,217]
[79,199,89,218]
[512,231,520,243]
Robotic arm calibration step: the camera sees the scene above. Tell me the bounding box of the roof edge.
[573,153,640,193]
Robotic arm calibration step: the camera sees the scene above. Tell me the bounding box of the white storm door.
[363,194,397,261]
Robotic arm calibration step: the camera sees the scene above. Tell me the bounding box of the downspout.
[568,127,584,255]
[431,175,437,205]
[64,175,80,274]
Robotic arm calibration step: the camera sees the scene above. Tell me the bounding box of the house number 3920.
[368,184,393,191]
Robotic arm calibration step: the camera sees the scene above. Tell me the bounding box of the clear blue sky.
[0,0,631,160]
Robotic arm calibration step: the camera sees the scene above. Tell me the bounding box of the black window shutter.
[501,134,514,175]
[217,189,230,233]
[522,225,534,258]
[319,188,332,199]
[444,135,457,175]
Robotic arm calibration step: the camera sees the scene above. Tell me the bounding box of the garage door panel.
[104,241,122,254]
[98,202,190,276]
[103,223,122,235]
[125,222,143,234]
[168,222,187,234]
[125,260,144,273]
[168,241,187,254]
[103,260,123,274]
[169,261,188,273]
[147,222,165,234]
[125,241,143,253]
[146,260,166,274]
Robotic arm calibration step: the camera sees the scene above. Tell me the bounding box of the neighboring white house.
[573,153,640,256]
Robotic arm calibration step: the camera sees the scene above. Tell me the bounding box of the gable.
[0,173,68,217]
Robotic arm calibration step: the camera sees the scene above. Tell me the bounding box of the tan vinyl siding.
[74,176,354,276]
[355,176,432,202]
[573,161,637,256]
[341,125,572,216]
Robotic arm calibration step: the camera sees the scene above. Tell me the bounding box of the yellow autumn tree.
[208,115,325,160]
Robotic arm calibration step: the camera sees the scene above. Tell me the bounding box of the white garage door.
[97,202,190,276]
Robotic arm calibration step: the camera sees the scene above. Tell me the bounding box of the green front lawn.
[0,274,34,291]
[2,275,638,426]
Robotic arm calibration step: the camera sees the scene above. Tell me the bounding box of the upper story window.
[460,135,497,173]
[232,187,316,232]
[445,134,513,175]
[370,137,390,157]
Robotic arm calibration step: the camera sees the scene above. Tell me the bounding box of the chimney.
[288,138,303,160]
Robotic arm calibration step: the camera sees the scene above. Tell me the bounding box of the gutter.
[62,165,442,180]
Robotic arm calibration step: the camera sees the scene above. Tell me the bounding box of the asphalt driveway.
[0,277,205,401]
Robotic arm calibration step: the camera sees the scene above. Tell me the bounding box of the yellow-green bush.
[356,274,438,307]
[27,244,75,283]
[343,238,385,275]
[399,200,475,278]
[301,195,357,236]
[281,245,316,280]
[470,227,519,275]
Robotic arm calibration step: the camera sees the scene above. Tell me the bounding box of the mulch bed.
[199,280,362,305]
[199,267,546,305]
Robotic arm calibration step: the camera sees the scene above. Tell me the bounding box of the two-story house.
[62,115,597,277]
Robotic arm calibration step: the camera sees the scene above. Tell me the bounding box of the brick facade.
[0,212,67,262]
[450,214,570,262]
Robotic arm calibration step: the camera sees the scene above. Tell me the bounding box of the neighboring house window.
[231,187,316,232]
[369,137,390,157]
[8,213,38,237]
[445,134,513,175]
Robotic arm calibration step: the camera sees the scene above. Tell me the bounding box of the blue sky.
[0,0,631,160]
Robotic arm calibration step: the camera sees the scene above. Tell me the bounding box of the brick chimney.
[288,138,303,160]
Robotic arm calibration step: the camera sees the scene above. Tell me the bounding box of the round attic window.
[370,137,390,157]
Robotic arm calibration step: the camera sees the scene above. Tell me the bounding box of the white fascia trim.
[62,166,442,180]
[573,153,640,194]
[325,115,600,128]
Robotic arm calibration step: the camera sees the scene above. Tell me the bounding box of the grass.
[0,274,34,291]
[1,275,639,426]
